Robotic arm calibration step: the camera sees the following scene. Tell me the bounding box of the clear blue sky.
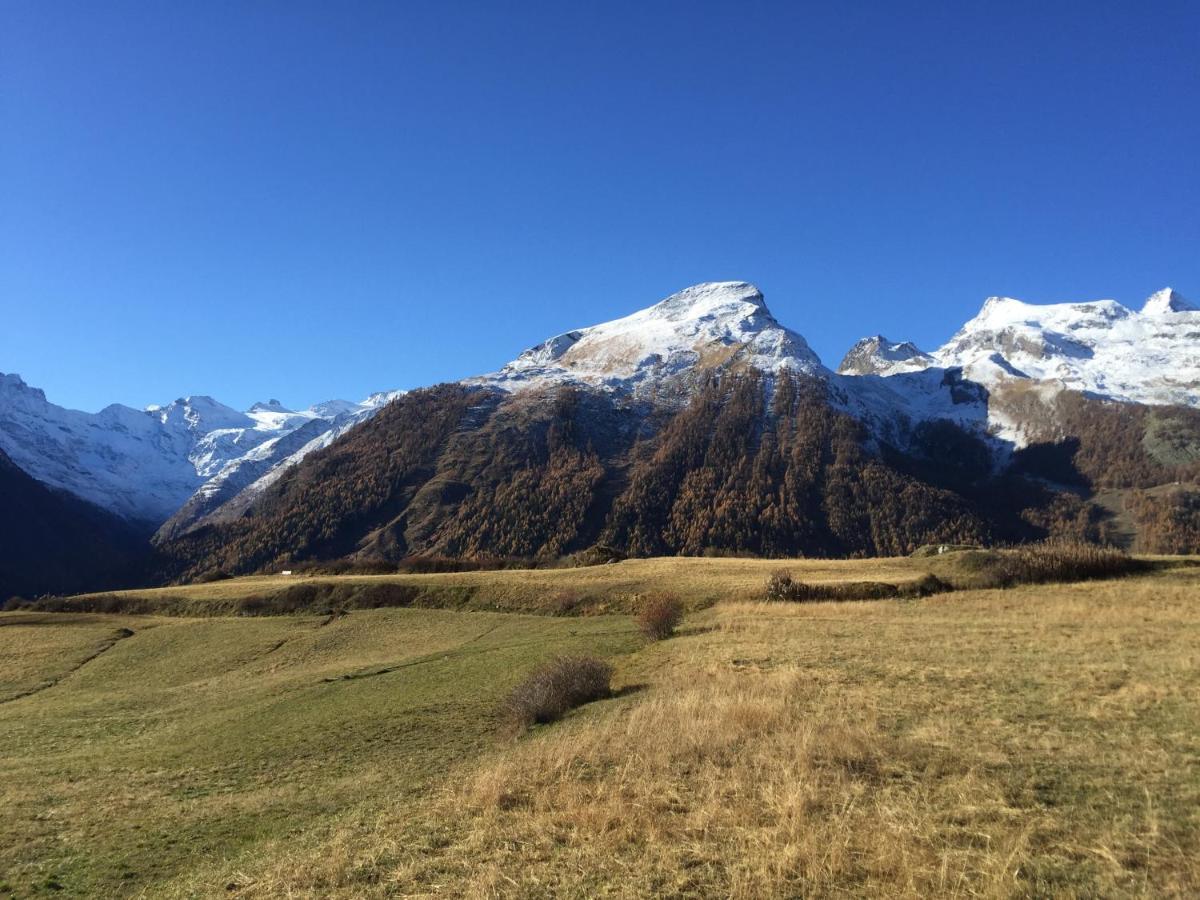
[2,1,1197,412]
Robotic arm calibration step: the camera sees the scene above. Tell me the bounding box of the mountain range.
[3,281,1198,596]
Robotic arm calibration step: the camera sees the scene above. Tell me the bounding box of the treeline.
[1128,487,1200,554]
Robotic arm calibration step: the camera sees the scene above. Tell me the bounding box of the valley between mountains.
[3,282,1200,898]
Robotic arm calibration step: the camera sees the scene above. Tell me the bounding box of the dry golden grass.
[74,556,931,615]
[184,567,1200,898]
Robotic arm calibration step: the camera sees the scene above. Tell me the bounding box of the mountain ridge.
[3,281,1197,554]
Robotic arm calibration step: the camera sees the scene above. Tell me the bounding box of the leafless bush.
[503,656,614,732]
[637,593,683,640]
[549,590,584,616]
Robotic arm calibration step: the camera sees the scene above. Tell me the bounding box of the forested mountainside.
[153,370,1200,582]
[0,449,152,599]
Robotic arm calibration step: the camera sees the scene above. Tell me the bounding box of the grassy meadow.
[1,557,1198,897]
[65,556,956,617]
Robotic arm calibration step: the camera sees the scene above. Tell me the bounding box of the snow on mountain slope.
[468,280,994,452]
[156,390,405,540]
[0,372,401,524]
[0,374,199,522]
[840,288,1200,407]
[934,288,1200,407]
[837,336,935,376]
[7,280,1193,530]
[476,281,823,398]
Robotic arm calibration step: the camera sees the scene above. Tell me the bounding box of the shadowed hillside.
[0,449,152,599]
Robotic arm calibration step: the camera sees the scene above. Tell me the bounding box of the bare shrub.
[636,593,683,640]
[503,656,614,732]
[765,569,796,601]
[549,590,584,616]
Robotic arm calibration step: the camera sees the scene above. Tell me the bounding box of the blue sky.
[2,1,1198,412]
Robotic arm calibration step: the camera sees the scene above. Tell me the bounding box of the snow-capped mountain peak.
[836,287,1200,433]
[837,335,933,375]
[148,396,254,433]
[306,399,360,418]
[957,295,1133,338]
[248,399,292,413]
[0,372,48,407]
[479,280,824,397]
[1142,287,1196,315]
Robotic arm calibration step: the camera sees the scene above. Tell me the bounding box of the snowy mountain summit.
[1142,287,1197,316]
[843,287,1200,409]
[837,336,934,376]
[481,281,823,397]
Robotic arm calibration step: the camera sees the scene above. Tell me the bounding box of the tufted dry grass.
[202,568,1200,899]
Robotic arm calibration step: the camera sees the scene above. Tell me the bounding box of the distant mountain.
[0,372,402,525]
[0,448,151,599]
[153,393,402,542]
[5,281,1199,581]
[842,287,1200,406]
[150,282,1200,577]
[838,336,934,376]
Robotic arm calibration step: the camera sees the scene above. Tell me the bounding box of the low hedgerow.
[949,542,1149,589]
[765,571,901,602]
[636,593,683,640]
[900,573,955,598]
[503,656,614,732]
[192,568,233,584]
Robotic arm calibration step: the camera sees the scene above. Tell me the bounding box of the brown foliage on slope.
[1013,394,1200,490]
[1128,486,1200,554]
[159,384,491,579]
[158,370,1200,581]
[602,372,991,557]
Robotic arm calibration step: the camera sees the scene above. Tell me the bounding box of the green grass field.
[0,608,639,897]
[2,557,1198,897]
